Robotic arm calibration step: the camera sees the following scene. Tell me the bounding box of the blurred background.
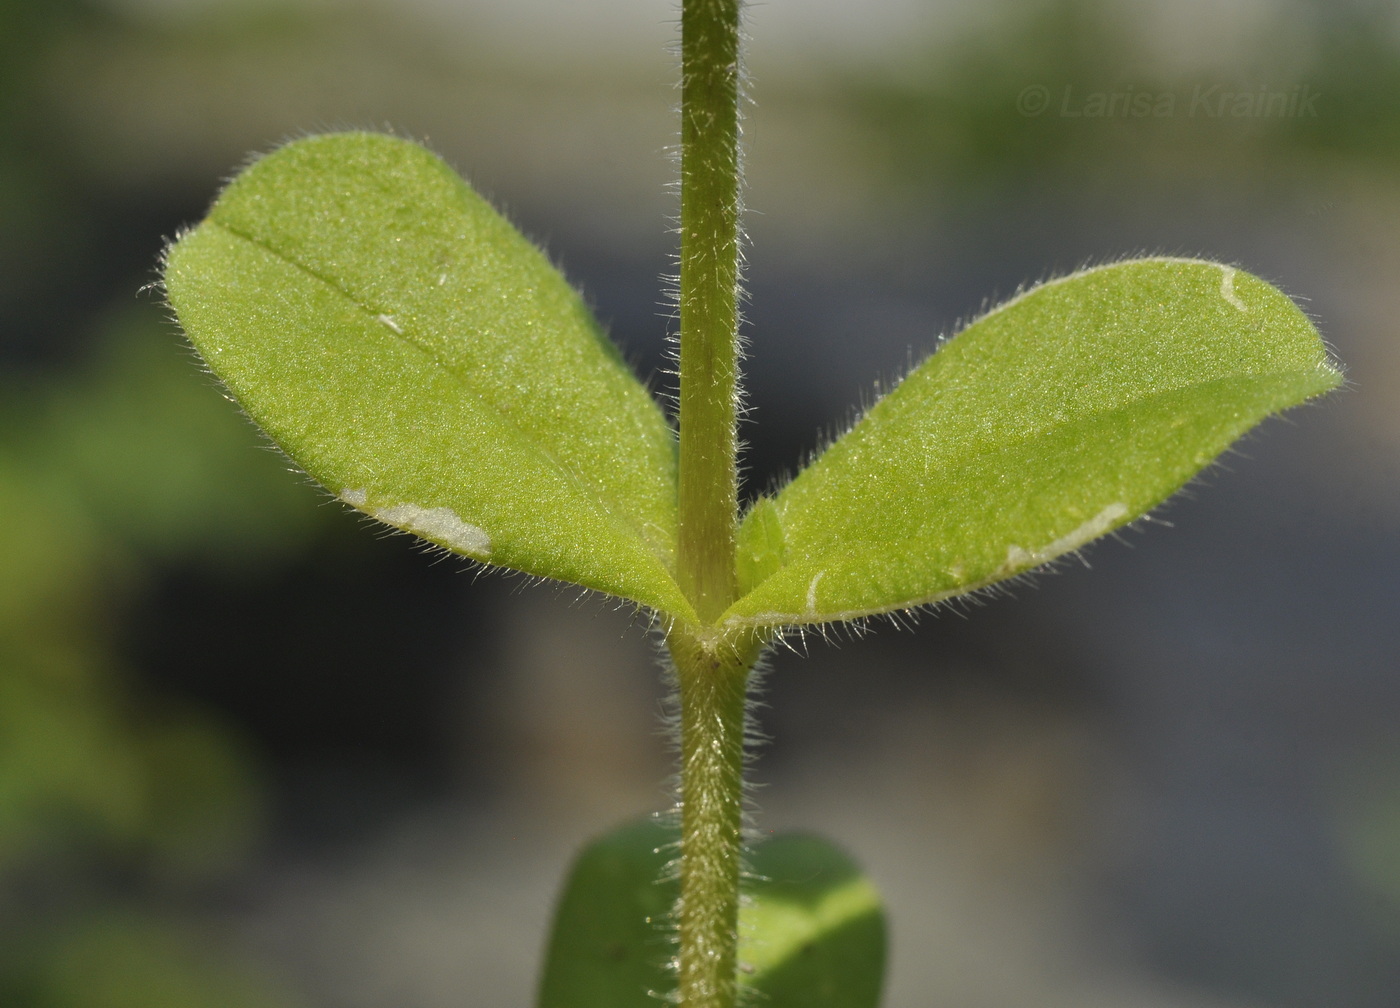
[2,0,1398,1005]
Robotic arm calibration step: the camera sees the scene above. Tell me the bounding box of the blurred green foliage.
[2,16,332,1006]
[0,302,324,1005]
[2,0,326,973]
[6,913,300,1008]
[842,0,1400,202]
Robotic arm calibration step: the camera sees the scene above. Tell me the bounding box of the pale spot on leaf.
[338,487,490,557]
[1218,265,1248,312]
[375,502,491,557]
[1003,502,1128,572]
[804,571,825,616]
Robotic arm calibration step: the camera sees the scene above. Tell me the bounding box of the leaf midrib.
[778,361,1330,526]
[729,364,1331,624]
[209,216,683,586]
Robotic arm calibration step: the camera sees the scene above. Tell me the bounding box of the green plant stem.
[669,629,758,1008]
[677,0,743,625]
[672,2,751,1006]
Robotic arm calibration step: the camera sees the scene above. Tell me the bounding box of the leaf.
[727,257,1341,627]
[739,832,887,1008]
[536,818,886,1008]
[163,132,691,618]
[535,818,676,1008]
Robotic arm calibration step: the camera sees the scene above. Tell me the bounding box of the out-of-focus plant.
[0,307,317,1007]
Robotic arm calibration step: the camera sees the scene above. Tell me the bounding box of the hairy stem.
[676,0,743,625]
[672,3,751,1004]
[669,630,759,1008]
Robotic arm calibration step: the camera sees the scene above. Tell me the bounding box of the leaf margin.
[721,255,1342,630]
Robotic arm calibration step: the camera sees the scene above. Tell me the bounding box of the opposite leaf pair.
[538,819,885,1008]
[163,132,1340,631]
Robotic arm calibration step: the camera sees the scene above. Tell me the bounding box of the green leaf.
[536,819,886,1008]
[727,257,1341,627]
[163,132,691,618]
[536,818,676,1008]
[739,832,886,1008]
